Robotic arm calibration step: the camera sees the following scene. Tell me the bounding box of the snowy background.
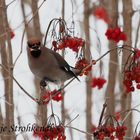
[0,0,140,139]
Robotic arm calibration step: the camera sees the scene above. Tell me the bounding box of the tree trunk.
[0,107,5,140]
[103,0,118,115]
[31,0,47,126]
[0,0,15,140]
[31,0,42,40]
[84,0,93,140]
[121,0,133,137]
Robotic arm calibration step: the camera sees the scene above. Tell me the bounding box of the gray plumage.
[27,38,80,84]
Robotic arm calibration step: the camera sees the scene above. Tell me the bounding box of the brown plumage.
[27,38,80,85]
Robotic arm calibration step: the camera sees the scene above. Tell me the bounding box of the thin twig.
[114,103,140,124]
[13,76,38,103]
[65,126,93,136]
[0,97,13,106]
[43,18,61,46]
[98,100,107,126]
[65,114,79,126]
[13,29,25,67]
[113,103,140,125]
[6,0,16,8]
[50,95,54,114]
[0,64,38,103]
[133,121,140,138]
[122,108,140,123]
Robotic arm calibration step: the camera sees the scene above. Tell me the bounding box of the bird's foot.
[40,79,47,89]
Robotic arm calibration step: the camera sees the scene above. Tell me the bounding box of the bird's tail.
[71,68,81,81]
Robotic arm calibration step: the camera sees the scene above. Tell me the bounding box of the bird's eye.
[28,43,34,48]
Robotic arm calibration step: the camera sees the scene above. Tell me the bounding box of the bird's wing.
[48,49,80,81]
[44,47,68,67]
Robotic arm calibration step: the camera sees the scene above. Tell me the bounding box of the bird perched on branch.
[27,38,80,87]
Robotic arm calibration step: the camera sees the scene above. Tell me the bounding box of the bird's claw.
[40,79,47,89]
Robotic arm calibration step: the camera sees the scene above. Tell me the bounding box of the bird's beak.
[29,45,41,51]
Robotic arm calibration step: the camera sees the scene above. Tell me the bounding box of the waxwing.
[27,38,80,86]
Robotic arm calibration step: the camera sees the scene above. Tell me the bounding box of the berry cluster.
[93,7,109,23]
[52,36,85,52]
[105,27,127,43]
[42,90,63,104]
[93,125,127,140]
[133,135,140,140]
[91,77,106,89]
[123,49,140,93]
[75,58,92,76]
[33,114,66,140]
[34,125,66,140]
[123,68,140,92]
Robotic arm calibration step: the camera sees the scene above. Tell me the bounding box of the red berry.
[105,27,127,42]
[137,84,140,89]
[52,41,57,47]
[130,86,135,92]
[134,136,140,140]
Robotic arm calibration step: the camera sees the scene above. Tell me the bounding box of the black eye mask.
[27,41,41,48]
